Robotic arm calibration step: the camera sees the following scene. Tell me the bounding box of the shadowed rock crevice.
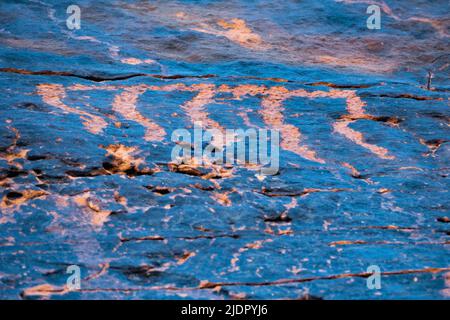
[0,67,216,82]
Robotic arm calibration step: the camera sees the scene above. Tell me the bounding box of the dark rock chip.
[437,217,450,223]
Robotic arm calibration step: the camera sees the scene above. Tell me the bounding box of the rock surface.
[0,0,449,299]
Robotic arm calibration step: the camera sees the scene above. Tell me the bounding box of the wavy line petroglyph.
[260,87,325,163]
[36,84,108,135]
[179,83,224,131]
[112,87,166,141]
[332,91,394,160]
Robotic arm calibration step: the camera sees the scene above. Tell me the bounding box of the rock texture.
[0,0,449,299]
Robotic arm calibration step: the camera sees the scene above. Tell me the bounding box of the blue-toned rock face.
[0,0,449,299]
